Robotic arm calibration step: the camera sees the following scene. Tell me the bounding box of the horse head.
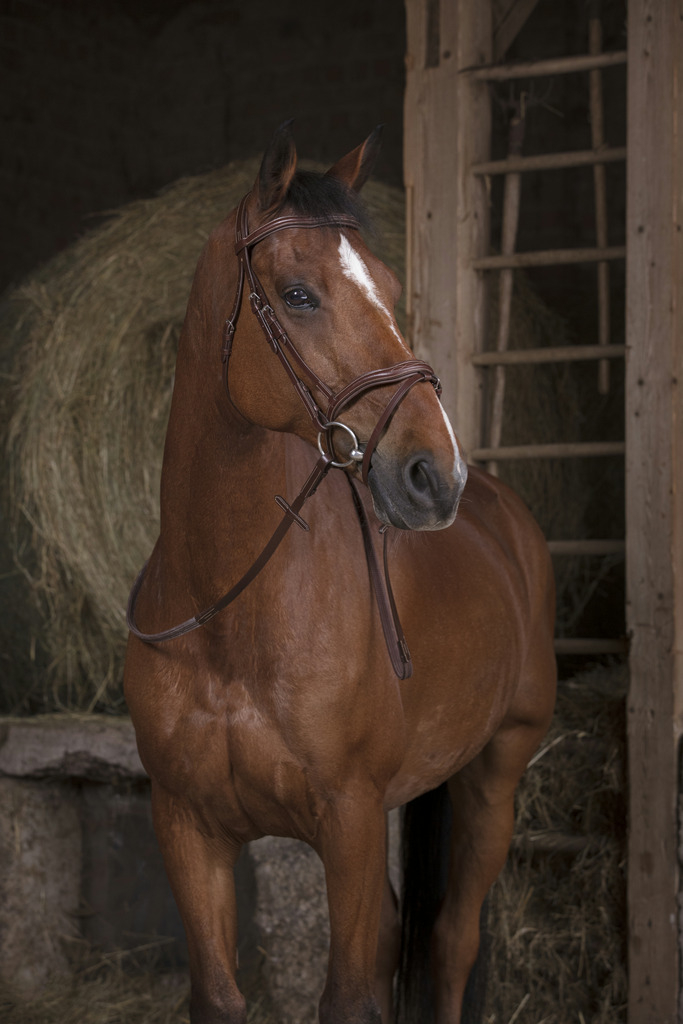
[223,123,468,531]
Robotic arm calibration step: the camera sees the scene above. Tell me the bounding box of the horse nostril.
[405,455,438,502]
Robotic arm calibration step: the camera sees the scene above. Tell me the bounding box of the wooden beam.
[471,441,625,461]
[404,0,492,458]
[468,49,627,80]
[472,244,625,269]
[472,343,625,365]
[547,539,625,556]
[588,7,612,394]
[487,102,526,474]
[625,2,683,1021]
[472,145,626,175]
[554,638,628,655]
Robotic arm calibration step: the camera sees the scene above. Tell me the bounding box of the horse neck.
[157,245,288,595]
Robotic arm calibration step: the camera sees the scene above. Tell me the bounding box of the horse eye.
[284,287,314,309]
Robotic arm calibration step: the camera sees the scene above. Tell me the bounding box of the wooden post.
[626,1,683,1021]
[404,0,492,458]
[588,1,612,394]
[487,99,526,475]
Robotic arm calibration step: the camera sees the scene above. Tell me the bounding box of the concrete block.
[0,714,144,782]
[250,835,329,1024]
[80,782,187,967]
[0,777,81,995]
[247,812,400,1022]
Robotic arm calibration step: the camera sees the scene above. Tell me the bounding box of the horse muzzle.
[367,447,468,531]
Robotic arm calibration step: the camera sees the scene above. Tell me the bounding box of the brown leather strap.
[236,211,361,253]
[347,476,412,679]
[127,453,335,643]
[128,452,412,681]
[327,360,440,414]
[327,360,440,484]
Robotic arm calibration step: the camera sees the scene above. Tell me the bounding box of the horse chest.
[140,659,402,843]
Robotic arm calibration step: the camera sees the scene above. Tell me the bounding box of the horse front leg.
[317,793,388,1024]
[375,864,401,1023]
[151,783,246,1024]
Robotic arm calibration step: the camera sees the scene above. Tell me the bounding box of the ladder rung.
[472,146,626,176]
[467,50,627,81]
[472,441,625,461]
[547,539,625,556]
[472,344,625,366]
[554,637,628,655]
[472,246,625,270]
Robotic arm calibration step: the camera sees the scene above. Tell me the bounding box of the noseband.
[127,192,444,679]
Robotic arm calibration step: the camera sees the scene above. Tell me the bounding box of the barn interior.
[1,1,674,1023]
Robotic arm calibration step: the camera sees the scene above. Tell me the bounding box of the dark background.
[0,0,406,296]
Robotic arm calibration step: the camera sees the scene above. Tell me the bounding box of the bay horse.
[124,123,556,1024]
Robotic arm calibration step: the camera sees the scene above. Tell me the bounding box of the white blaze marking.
[439,402,468,487]
[338,234,410,352]
[338,233,465,486]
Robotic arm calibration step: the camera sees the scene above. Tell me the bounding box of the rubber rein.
[127,193,442,679]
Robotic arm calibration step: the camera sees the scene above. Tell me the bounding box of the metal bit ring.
[317,421,364,468]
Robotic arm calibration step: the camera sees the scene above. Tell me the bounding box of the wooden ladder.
[466,27,627,657]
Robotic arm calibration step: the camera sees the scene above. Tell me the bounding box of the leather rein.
[127,193,442,679]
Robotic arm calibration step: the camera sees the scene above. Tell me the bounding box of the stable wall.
[0,0,406,294]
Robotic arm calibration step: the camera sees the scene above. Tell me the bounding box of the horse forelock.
[277,170,373,232]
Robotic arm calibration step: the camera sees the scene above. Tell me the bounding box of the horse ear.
[325,125,384,192]
[256,121,298,213]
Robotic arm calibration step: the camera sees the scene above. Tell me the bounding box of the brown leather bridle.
[127,193,443,679]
